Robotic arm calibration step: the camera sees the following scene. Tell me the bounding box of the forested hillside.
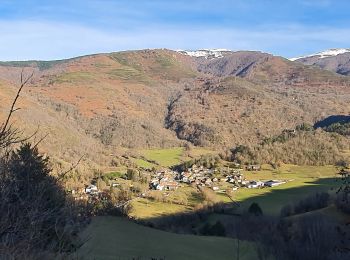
[0,49,350,170]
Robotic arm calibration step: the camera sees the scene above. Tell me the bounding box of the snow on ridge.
[290,48,350,61]
[176,49,232,59]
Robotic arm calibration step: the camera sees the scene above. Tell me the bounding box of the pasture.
[76,216,256,260]
[130,163,341,219]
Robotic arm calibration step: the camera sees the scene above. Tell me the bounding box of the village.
[148,164,286,192]
[76,163,287,203]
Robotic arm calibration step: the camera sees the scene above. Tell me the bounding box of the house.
[246,165,261,171]
[237,179,249,187]
[156,184,164,191]
[85,184,98,194]
[264,180,285,187]
[232,186,238,191]
[230,162,241,168]
[247,181,264,189]
[164,181,179,191]
[229,178,235,183]
[181,172,192,183]
[205,178,213,186]
[283,129,296,135]
[212,186,219,191]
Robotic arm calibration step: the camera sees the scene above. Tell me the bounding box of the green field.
[78,150,347,259]
[131,158,157,169]
[233,164,340,215]
[76,216,256,260]
[129,163,341,219]
[140,147,184,167]
[137,147,218,168]
[130,186,200,219]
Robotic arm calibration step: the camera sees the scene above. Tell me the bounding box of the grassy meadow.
[140,147,184,167]
[76,216,256,260]
[126,147,342,218]
[133,147,217,169]
[234,164,340,215]
[80,147,347,259]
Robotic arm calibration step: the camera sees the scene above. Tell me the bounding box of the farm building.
[247,181,264,189]
[246,165,261,171]
[264,180,286,187]
[85,184,98,194]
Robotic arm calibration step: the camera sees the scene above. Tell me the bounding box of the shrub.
[248,202,263,216]
[0,143,81,257]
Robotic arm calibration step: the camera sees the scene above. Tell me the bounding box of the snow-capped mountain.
[290,48,350,61]
[290,48,350,76]
[176,49,232,59]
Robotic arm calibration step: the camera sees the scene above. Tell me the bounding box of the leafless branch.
[32,132,49,149]
[0,71,34,149]
[58,154,86,181]
[0,70,34,136]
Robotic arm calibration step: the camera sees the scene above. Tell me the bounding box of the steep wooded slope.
[0,49,349,168]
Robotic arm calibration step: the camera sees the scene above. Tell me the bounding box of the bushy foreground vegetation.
[0,143,85,258]
[0,78,84,258]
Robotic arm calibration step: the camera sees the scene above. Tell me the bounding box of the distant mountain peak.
[176,49,232,59]
[290,48,350,61]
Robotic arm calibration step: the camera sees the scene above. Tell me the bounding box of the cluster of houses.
[149,169,179,191]
[176,165,248,191]
[71,164,287,201]
[148,164,286,192]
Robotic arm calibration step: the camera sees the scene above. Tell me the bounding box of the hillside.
[292,48,350,76]
[76,216,255,260]
[0,49,350,170]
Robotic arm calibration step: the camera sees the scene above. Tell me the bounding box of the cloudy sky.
[0,0,349,60]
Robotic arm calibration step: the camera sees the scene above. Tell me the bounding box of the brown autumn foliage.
[0,49,350,172]
[230,128,350,166]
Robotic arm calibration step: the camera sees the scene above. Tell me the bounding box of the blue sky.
[0,0,349,60]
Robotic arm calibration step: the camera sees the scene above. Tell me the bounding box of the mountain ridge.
[290,48,350,61]
[291,48,350,76]
[0,48,349,171]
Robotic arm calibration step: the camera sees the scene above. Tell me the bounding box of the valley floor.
[130,163,340,219]
[74,148,348,259]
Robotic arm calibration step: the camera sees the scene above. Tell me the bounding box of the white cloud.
[0,20,349,60]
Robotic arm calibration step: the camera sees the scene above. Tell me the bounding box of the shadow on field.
[138,176,340,227]
[314,114,350,128]
[234,177,339,215]
[77,176,347,260]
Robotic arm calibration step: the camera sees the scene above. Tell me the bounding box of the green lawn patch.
[141,147,184,167]
[131,158,157,169]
